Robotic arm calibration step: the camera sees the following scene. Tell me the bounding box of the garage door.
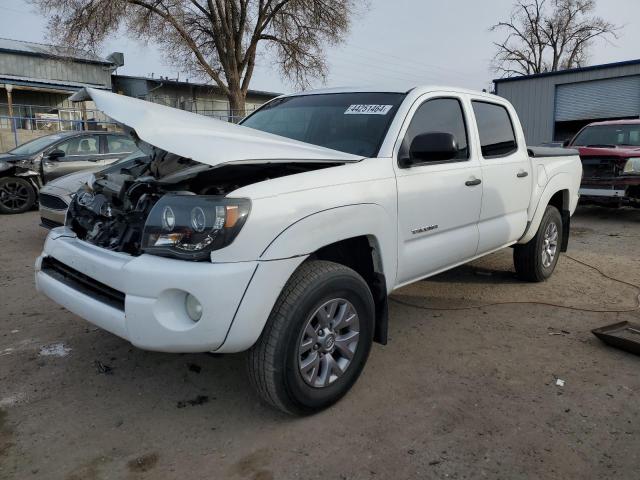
[555,76,640,122]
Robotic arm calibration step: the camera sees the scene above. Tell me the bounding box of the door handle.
[465,178,482,187]
[517,171,529,178]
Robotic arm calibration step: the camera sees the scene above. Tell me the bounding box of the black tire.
[0,177,37,214]
[514,205,563,282]
[247,260,375,415]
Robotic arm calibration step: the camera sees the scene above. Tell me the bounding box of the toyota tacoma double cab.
[35,87,582,414]
[565,119,640,207]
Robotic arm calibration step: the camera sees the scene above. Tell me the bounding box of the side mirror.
[48,149,65,160]
[402,132,459,166]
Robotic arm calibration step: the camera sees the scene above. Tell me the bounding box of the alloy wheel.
[541,221,559,268]
[0,180,31,212]
[298,298,360,388]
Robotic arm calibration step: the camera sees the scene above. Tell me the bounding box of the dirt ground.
[1,206,639,480]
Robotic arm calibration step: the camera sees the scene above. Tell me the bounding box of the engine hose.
[389,254,640,314]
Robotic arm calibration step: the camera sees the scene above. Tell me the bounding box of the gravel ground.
[1,206,639,480]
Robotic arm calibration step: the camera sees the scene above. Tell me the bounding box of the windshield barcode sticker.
[344,105,393,115]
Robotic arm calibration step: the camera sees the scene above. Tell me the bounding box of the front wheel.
[514,205,563,282]
[0,177,37,214]
[247,260,375,415]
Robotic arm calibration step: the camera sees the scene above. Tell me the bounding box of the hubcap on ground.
[541,221,559,268]
[0,181,30,211]
[298,298,360,388]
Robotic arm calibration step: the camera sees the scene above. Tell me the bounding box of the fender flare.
[519,172,573,244]
[216,204,397,353]
[260,203,397,285]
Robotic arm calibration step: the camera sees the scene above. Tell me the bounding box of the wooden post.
[6,84,14,121]
[5,84,18,146]
[80,101,88,131]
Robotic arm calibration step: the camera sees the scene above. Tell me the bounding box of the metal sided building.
[112,75,280,123]
[494,59,640,146]
[0,37,117,117]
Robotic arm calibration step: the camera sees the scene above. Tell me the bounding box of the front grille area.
[580,156,620,178]
[40,217,63,229]
[39,193,69,211]
[41,257,125,311]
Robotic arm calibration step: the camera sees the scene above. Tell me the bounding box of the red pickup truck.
[566,119,640,207]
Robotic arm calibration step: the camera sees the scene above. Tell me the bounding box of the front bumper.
[579,179,640,206]
[579,187,627,198]
[35,228,269,353]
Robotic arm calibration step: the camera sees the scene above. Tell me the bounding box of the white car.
[35,87,582,414]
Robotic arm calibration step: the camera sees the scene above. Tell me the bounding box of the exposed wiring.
[390,254,640,314]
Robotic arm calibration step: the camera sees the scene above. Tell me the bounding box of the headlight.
[623,158,640,175]
[141,195,250,261]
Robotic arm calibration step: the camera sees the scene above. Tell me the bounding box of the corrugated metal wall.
[0,52,112,88]
[495,63,640,145]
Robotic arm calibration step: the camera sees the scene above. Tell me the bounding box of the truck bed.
[527,146,579,158]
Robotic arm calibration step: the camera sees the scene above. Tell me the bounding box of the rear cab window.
[472,101,518,158]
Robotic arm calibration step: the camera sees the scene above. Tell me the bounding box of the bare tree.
[32,0,361,114]
[491,0,619,77]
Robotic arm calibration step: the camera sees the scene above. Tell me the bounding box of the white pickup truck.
[35,86,582,414]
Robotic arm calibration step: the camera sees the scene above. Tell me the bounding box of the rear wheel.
[514,205,563,282]
[0,177,37,214]
[247,260,375,415]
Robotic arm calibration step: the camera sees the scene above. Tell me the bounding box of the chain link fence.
[141,95,259,123]
[0,97,259,152]
[0,116,121,152]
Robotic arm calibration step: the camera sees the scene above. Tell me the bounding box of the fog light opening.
[185,294,203,322]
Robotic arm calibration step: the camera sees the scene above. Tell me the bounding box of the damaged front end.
[63,87,360,260]
[66,144,332,260]
[579,155,640,207]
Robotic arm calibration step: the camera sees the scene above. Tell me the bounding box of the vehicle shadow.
[574,205,640,223]
[424,259,521,285]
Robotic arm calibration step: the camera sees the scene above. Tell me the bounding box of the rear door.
[394,93,483,285]
[41,134,102,182]
[470,99,532,253]
[102,135,137,167]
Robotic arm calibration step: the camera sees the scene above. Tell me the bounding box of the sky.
[1,0,639,95]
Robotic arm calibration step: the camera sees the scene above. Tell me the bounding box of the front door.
[394,95,483,286]
[42,134,102,182]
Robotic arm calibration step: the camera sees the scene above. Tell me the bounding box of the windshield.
[8,134,66,155]
[572,124,640,147]
[241,92,406,157]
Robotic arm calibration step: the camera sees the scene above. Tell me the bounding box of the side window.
[55,136,100,157]
[106,135,136,154]
[404,98,469,161]
[472,101,518,158]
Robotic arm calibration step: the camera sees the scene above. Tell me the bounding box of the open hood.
[70,88,362,167]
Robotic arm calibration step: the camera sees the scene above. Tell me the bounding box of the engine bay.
[67,148,335,256]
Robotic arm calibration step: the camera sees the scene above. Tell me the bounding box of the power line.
[328,51,465,83]
[342,43,472,79]
[326,56,452,86]
[0,5,31,15]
